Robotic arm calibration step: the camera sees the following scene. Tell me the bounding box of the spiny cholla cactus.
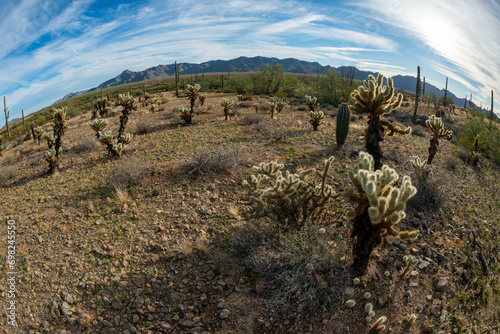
[309,110,325,131]
[149,102,158,113]
[243,157,337,230]
[268,101,278,119]
[92,97,111,119]
[115,93,137,139]
[400,255,418,278]
[186,84,201,114]
[272,97,288,113]
[253,102,260,113]
[350,74,411,170]
[198,93,207,107]
[89,118,109,139]
[221,98,234,121]
[410,156,432,185]
[425,115,452,164]
[179,107,194,124]
[45,107,67,173]
[370,316,387,333]
[343,152,418,276]
[305,95,319,111]
[33,126,44,145]
[42,131,55,149]
[472,134,481,166]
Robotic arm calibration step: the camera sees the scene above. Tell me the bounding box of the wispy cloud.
[1,0,402,118]
[355,0,500,110]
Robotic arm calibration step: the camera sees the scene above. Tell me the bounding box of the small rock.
[152,189,160,197]
[220,308,231,320]
[431,305,441,316]
[179,320,196,328]
[132,314,140,323]
[111,298,123,309]
[436,278,451,292]
[419,259,431,269]
[189,327,201,333]
[404,291,412,298]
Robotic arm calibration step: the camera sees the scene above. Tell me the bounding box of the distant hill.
[55,56,481,113]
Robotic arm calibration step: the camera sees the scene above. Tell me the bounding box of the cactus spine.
[3,96,10,137]
[425,115,452,164]
[343,152,418,276]
[336,102,350,147]
[350,74,411,170]
[414,66,420,116]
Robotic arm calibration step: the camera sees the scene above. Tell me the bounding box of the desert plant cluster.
[0,65,499,334]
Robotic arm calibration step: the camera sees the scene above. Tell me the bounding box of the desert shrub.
[407,156,444,212]
[444,155,460,171]
[179,148,242,179]
[243,157,337,230]
[458,117,500,165]
[240,114,263,126]
[73,138,97,153]
[105,158,154,193]
[411,125,427,137]
[0,166,17,186]
[135,122,153,135]
[229,222,348,315]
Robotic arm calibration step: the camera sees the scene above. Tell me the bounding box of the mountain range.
[55,56,473,110]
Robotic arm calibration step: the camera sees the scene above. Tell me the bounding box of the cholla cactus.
[45,107,67,173]
[305,95,319,111]
[95,129,132,157]
[89,118,109,139]
[253,103,260,113]
[149,103,158,113]
[425,115,452,164]
[116,93,137,139]
[369,316,387,333]
[179,107,194,124]
[343,152,418,276]
[243,157,337,229]
[33,126,44,145]
[309,110,325,131]
[42,131,55,149]
[118,133,133,145]
[273,97,288,113]
[400,255,418,278]
[237,94,244,101]
[403,314,417,325]
[350,74,411,170]
[472,134,480,166]
[221,98,234,121]
[186,84,201,114]
[268,101,278,119]
[198,93,207,107]
[92,97,111,119]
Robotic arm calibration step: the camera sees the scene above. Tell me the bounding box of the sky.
[1,0,499,120]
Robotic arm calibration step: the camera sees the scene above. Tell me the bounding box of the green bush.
[458,117,500,165]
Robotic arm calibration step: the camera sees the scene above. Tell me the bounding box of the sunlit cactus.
[221,98,234,121]
[45,107,67,173]
[350,74,411,170]
[309,110,325,131]
[92,97,111,119]
[403,314,417,325]
[336,103,351,147]
[198,93,207,106]
[89,118,109,139]
[118,133,133,145]
[237,94,244,101]
[42,131,55,149]
[305,95,319,112]
[149,103,158,113]
[33,126,44,145]
[346,299,356,307]
[343,152,418,276]
[253,102,260,113]
[186,83,201,114]
[179,107,194,124]
[425,115,452,164]
[273,97,288,113]
[116,93,137,139]
[369,316,387,333]
[400,255,418,278]
[243,157,337,230]
[268,101,278,119]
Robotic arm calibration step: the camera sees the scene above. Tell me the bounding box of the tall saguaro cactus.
[350,74,411,170]
[489,90,494,130]
[343,152,418,276]
[443,77,448,106]
[3,96,10,137]
[175,61,180,98]
[426,115,452,164]
[414,66,421,117]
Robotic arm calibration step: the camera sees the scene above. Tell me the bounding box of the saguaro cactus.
[425,115,452,164]
[414,66,421,117]
[30,121,36,143]
[343,152,418,276]
[175,61,180,98]
[350,74,411,170]
[45,107,67,174]
[3,96,10,137]
[443,77,448,107]
[336,103,351,147]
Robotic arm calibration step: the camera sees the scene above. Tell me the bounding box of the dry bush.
[407,170,445,212]
[240,113,263,126]
[0,166,17,186]
[178,148,242,179]
[105,158,154,194]
[411,125,427,137]
[444,155,461,171]
[73,138,97,153]
[135,122,153,135]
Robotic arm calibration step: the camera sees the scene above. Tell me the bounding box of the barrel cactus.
[336,103,350,147]
[350,74,411,170]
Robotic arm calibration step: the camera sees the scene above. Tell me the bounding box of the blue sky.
[1,0,499,119]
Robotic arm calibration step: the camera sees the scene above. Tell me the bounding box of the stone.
[111,298,123,309]
[436,278,451,292]
[220,308,231,320]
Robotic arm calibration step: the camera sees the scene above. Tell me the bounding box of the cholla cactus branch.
[350,74,410,170]
[425,115,452,164]
[179,107,194,124]
[344,152,418,276]
[400,255,418,278]
[186,84,201,114]
[33,126,44,145]
[268,101,277,119]
[309,110,325,131]
[45,107,67,173]
[42,131,55,149]
[243,157,337,229]
[92,97,111,119]
[116,93,137,139]
[198,93,207,107]
[89,118,109,139]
